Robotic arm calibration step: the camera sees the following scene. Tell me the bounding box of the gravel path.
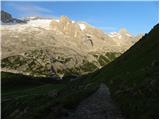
[69,83,123,119]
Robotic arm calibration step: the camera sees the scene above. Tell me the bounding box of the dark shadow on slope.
[86,24,159,118]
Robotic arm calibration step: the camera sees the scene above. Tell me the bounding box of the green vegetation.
[105,52,121,61]
[84,24,159,118]
[98,55,110,66]
[79,60,98,72]
[94,52,121,66]
[63,60,98,76]
[1,71,99,118]
[2,24,158,118]
[2,49,120,78]
[1,55,25,68]
[1,71,65,118]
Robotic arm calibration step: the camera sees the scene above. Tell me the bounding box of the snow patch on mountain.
[27,19,52,28]
[78,23,86,30]
[118,35,122,39]
[126,33,132,37]
[108,32,122,39]
[1,19,52,31]
[55,19,59,22]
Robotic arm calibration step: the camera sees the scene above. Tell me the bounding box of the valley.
[1,9,159,119]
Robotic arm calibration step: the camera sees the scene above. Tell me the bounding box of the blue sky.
[2,1,158,35]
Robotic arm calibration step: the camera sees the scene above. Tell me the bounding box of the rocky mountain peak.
[60,16,71,23]
[50,16,84,38]
[1,10,12,23]
[119,28,130,34]
[1,11,142,78]
[1,10,26,24]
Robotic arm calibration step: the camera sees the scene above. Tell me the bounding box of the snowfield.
[78,23,86,31]
[1,19,52,31]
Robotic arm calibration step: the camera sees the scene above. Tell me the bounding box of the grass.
[1,24,158,119]
[84,24,159,118]
[98,55,110,66]
[1,71,67,118]
[1,71,99,118]
[2,50,120,78]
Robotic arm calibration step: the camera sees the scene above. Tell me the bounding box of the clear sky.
[1,1,159,35]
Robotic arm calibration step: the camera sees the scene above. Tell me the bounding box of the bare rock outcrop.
[1,11,142,77]
[1,10,26,24]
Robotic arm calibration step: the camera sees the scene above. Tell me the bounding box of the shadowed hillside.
[86,24,159,118]
[1,24,159,119]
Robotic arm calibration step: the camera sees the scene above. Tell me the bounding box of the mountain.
[1,10,142,78]
[1,10,26,24]
[57,24,159,118]
[1,24,158,119]
[80,24,159,118]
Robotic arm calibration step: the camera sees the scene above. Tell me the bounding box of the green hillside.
[1,50,121,77]
[1,71,100,118]
[85,24,159,118]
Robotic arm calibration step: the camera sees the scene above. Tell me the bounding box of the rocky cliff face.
[1,10,12,23]
[1,10,26,24]
[1,11,142,78]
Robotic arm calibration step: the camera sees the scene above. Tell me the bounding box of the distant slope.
[1,10,141,78]
[87,24,159,118]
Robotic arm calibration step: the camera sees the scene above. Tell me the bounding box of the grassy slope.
[54,23,159,119]
[2,24,159,118]
[2,50,121,77]
[1,72,67,118]
[86,24,159,118]
[1,71,99,118]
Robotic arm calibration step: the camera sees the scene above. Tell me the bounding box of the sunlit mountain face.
[1,11,142,78]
